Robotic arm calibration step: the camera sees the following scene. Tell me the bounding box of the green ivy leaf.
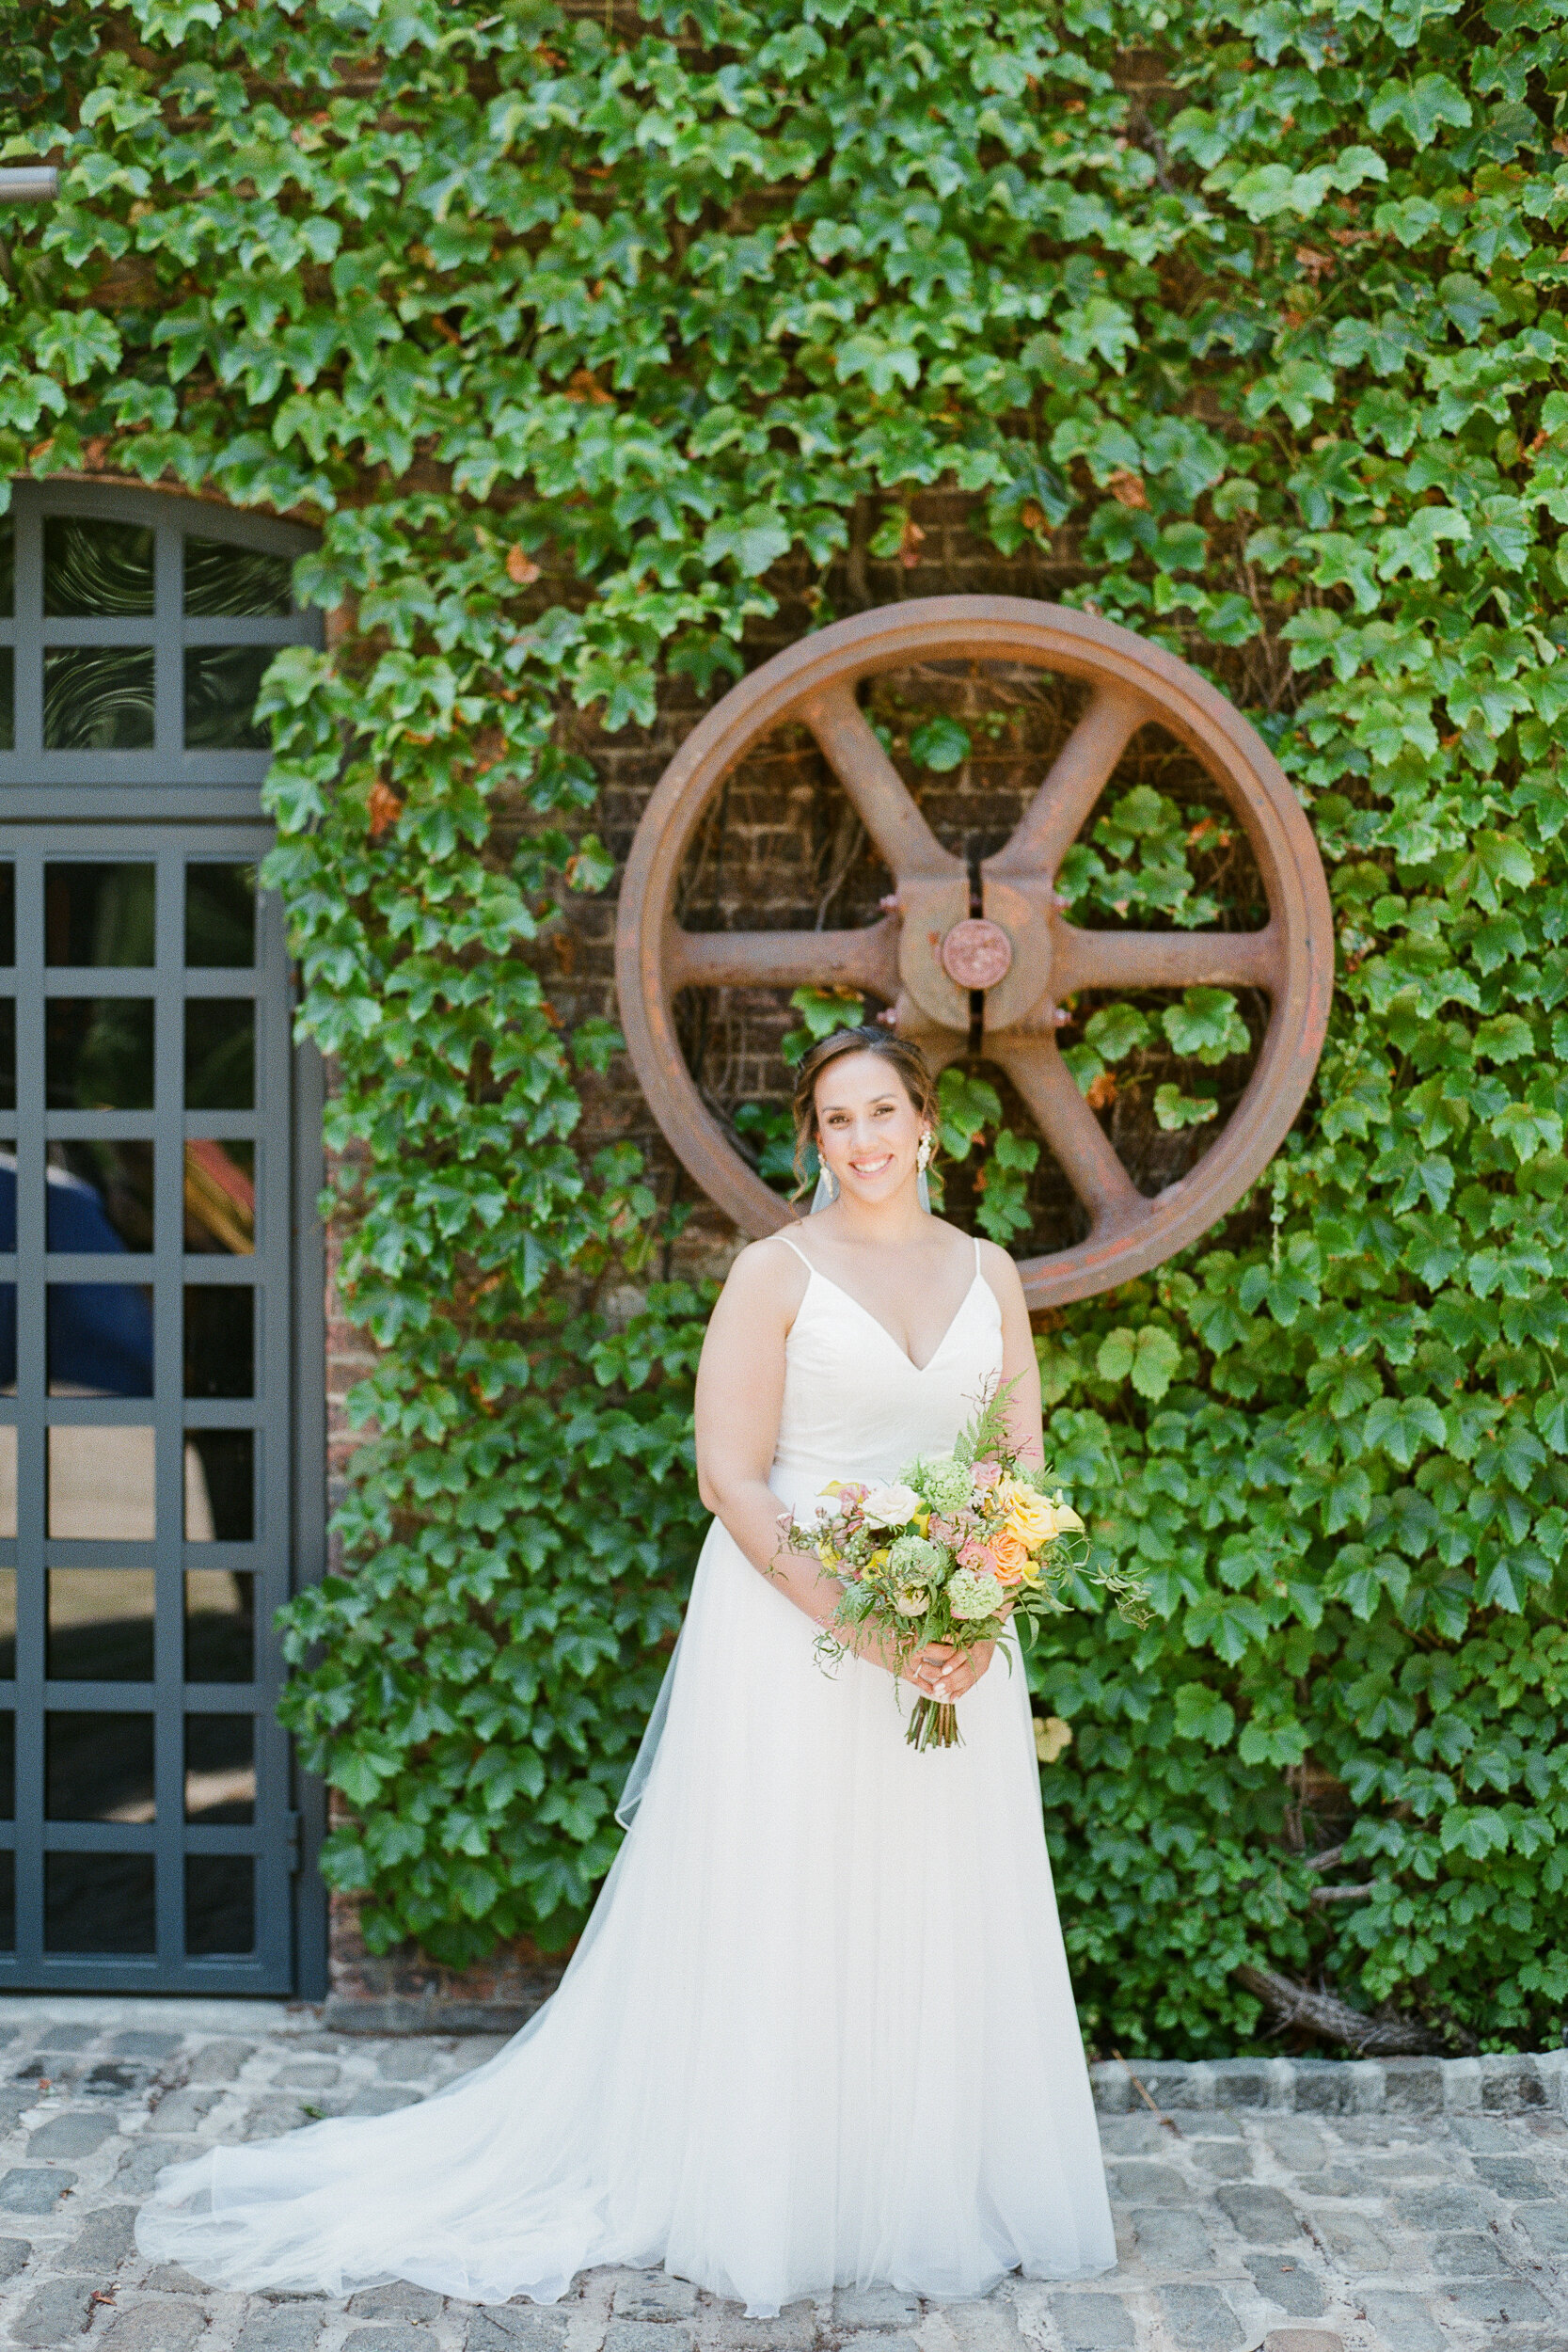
[1368,73,1473,149]
[1161,988,1249,1066]
[908,716,971,771]
[1174,1679,1239,1740]
[701,505,793,576]
[1154,1084,1219,1130]
[1084,1002,1151,1060]
[1097,1326,1183,1400]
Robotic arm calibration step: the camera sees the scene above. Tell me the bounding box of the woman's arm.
[980,1238,1045,1465]
[918,1241,1044,1701]
[693,1241,942,1686]
[694,1240,808,1592]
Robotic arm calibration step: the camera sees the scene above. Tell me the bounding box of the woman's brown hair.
[790,1026,936,1192]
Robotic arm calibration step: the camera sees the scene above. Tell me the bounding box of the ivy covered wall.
[5,0,1568,2055]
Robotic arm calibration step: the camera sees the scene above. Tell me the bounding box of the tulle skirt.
[136,1515,1116,2313]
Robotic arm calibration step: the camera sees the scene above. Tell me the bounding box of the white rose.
[894,1584,930,1616]
[860,1481,921,1529]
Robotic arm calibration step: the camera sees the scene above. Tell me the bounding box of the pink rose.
[958,1538,994,1572]
[970,1461,1002,1491]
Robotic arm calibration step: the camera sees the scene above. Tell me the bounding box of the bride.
[138,1025,1117,2314]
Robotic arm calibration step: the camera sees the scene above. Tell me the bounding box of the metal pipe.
[0,167,58,201]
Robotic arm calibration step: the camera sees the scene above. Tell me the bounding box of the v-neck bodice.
[768,1233,1004,1511]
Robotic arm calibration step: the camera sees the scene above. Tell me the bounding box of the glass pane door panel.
[43,517,155,615]
[42,650,156,751]
[184,1715,254,1821]
[185,1002,254,1109]
[185,864,256,967]
[0,867,13,965]
[45,1856,155,1954]
[183,1143,254,1253]
[185,1856,253,1955]
[47,1570,156,1681]
[47,1144,155,1253]
[184,648,272,751]
[183,1288,253,1398]
[183,540,292,617]
[47,1001,155,1110]
[184,1431,253,1542]
[184,1570,254,1682]
[44,865,156,967]
[46,1712,154,1820]
[47,1285,154,1398]
[48,1425,156,1541]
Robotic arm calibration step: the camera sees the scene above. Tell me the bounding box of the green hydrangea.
[909,1454,972,1514]
[947,1566,1005,1621]
[887,1533,942,1581]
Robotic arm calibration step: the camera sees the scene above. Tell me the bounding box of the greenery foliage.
[7,0,1568,2045]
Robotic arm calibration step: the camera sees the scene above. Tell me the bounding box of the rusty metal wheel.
[615,596,1332,1308]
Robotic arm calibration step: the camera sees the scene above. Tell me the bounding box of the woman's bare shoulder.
[719,1232,811,1316]
[974,1234,1028,1310]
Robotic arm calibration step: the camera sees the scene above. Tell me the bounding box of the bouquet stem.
[906,1696,961,1751]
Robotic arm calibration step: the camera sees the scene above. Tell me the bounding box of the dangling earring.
[916,1131,932,1173]
[824,1166,839,1201]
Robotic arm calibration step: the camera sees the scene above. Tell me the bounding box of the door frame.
[0,474,327,1994]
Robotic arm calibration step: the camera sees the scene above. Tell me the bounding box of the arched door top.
[0,483,319,819]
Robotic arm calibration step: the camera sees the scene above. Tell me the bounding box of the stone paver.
[0,2003,1558,2351]
[1050,2291,1135,2348]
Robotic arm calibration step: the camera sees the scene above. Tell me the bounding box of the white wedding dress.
[138,1235,1116,2312]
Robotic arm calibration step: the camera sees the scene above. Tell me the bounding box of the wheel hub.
[939,918,1015,993]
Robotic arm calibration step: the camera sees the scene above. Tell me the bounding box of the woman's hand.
[908,1639,995,1700]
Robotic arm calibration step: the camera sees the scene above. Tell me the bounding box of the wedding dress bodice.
[770,1238,1004,1511]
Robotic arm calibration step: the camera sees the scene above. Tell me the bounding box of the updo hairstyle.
[789,1026,937,1194]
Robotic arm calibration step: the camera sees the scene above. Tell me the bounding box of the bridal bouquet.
[783,1384,1139,1751]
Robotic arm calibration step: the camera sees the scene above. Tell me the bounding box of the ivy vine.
[7,0,1568,2048]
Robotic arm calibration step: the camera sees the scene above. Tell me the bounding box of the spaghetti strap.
[774,1232,815,1272]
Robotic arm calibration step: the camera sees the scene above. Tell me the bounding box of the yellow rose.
[999,1478,1083,1547]
[997,1478,1058,1548]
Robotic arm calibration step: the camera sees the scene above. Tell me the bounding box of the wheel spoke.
[1053,922,1283,996]
[892,997,968,1074]
[986,684,1150,882]
[668,917,900,997]
[801,682,960,882]
[991,1033,1147,1235]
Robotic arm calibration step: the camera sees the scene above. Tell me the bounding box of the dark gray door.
[0,485,325,1993]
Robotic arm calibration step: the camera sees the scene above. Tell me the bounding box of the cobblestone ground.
[0,2003,1561,2352]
